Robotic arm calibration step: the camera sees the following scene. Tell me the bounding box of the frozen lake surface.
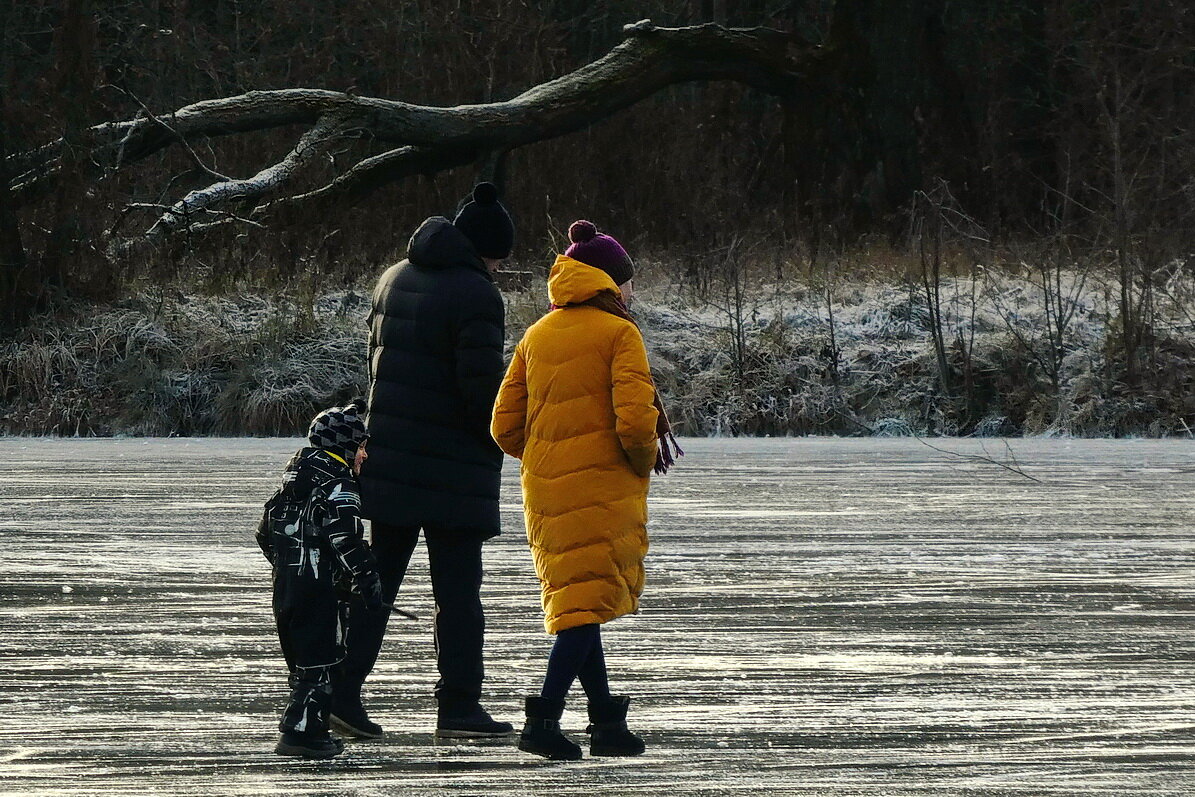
[1,437,1193,795]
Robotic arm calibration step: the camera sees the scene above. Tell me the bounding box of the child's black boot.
[275,729,344,758]
[277,671,342,757]
[586,694,645,756]
[517,696,582,760]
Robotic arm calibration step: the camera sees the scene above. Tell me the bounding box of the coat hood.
[407,216,489,277]
[280,446,350,498]
[547,254,621,306]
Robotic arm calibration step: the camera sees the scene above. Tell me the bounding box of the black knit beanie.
[453,182,515,259]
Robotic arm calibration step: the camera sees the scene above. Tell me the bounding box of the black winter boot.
[436,702,515,738]
[517,696,582,760]
[274,729,344,758]
[586,695,645,756]
[330,692,384,739]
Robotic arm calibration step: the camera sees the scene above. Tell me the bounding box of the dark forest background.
[1,0,1192,437]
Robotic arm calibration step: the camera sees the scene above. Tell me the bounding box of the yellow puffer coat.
[492,255,659,634]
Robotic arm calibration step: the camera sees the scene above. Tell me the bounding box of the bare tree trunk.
[0,117,27,329]
[1109,64,1138,384]
[0,0,26,328]
[43,0,98,297]
[917,191,952,397]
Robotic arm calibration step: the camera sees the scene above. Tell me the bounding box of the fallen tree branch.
[144,113,360,240]
[105,85,232,181]
[10,19,817,247]
[260,144,479,217]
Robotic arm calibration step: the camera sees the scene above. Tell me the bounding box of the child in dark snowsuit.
[256,402,383,758]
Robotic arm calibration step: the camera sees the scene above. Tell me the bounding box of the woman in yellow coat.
[492,220,680,760]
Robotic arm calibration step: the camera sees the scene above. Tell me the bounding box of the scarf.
[553,291,684,474]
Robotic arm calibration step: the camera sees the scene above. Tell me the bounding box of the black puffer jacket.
[360,217,506,536]
[256,447,377,585]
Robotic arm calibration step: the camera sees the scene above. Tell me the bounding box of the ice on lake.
[1,437,1193,795]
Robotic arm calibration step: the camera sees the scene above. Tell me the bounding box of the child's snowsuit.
[257,447,379,736]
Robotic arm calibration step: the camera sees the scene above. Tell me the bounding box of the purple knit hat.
[564,220,634,286]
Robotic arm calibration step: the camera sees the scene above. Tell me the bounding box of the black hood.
[281,446,351,497]
[407,216,490,278]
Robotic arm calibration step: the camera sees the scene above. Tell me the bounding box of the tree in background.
[1,0,1191,330]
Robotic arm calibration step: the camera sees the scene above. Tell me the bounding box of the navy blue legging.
[540,623,611,702]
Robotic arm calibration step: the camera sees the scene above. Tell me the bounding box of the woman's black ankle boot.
[587,695,645,756]
[518,696,582,760]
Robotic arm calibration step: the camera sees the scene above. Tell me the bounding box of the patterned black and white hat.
[307,400,368,463]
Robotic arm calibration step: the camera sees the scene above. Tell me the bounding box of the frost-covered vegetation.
[4,4,1190,439]
[637,265,1195,437]
[0,291,371,436]
[3,259,1192,437]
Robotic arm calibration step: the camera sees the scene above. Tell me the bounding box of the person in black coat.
[332,183,516,739]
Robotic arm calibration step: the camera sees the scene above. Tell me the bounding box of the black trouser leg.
[281,664,333,734]
[334,522,419,696]
[274,553,342,734]
[425,529,486,712]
